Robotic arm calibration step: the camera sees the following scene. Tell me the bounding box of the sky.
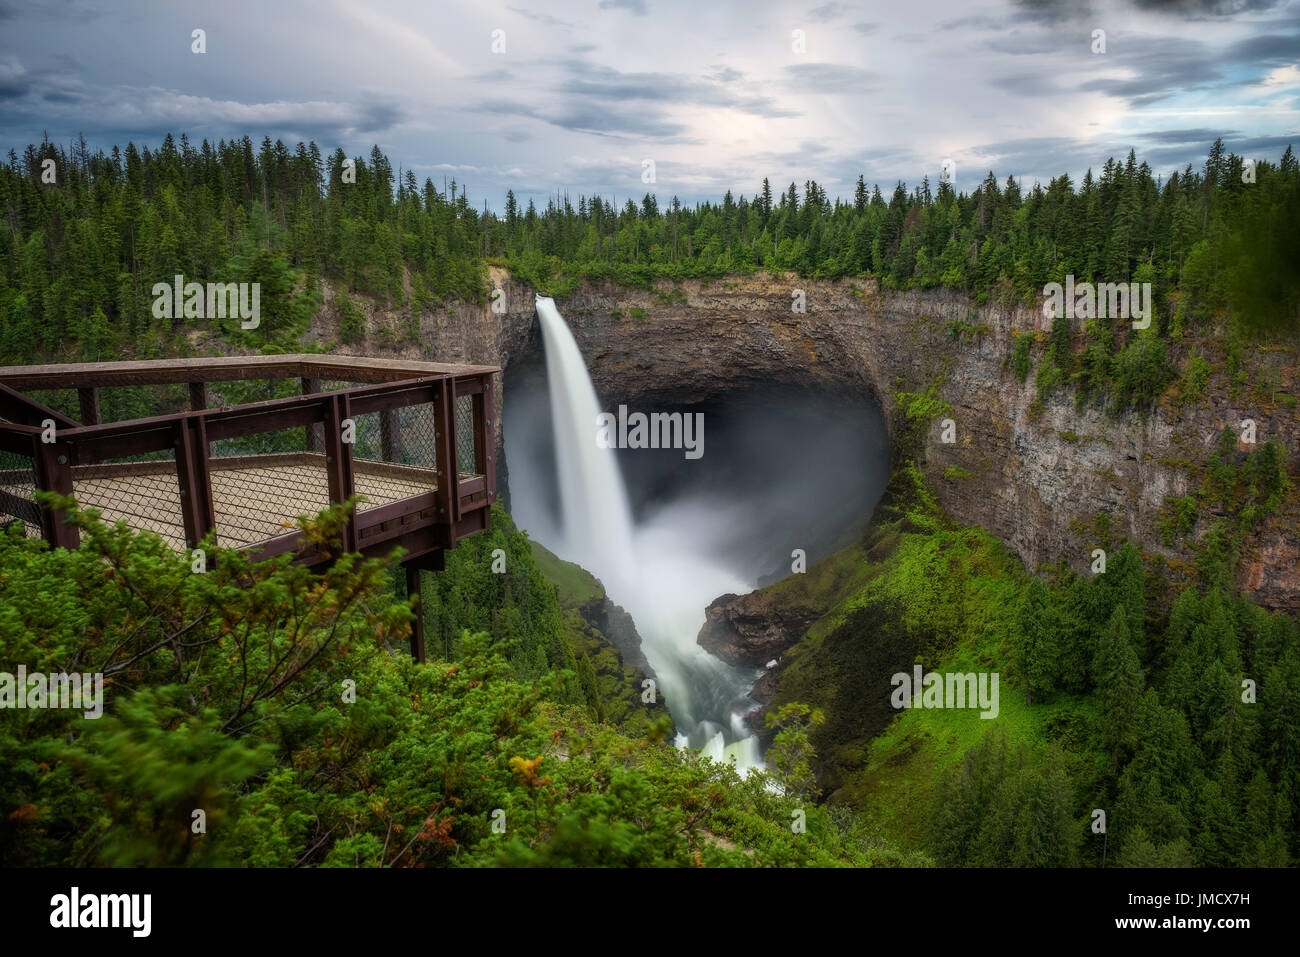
[1,0,1297,210]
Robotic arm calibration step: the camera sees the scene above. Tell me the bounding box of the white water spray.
[531,295,763,773]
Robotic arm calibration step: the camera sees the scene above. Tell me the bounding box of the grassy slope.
[527,537,660,729]
[758,463,1105,852]
[529,540,604,605]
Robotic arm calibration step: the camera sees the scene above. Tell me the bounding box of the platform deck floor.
[3,457,446,551]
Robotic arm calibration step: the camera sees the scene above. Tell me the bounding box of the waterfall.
[532,295,763,773]
[536,295,636,582]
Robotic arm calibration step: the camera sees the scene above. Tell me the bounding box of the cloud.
[961,135,1121,182]
[469,68,515,82]
[481,98,690,139]
[2,82,408,143]
[808,3,848,22]
[508,5,576,28]
[1139,127,1241,143]
[0,56,31,97]
[955,131,1295,185]
[990,72,1061,96]
[1138,131,1297,168]
[1076,34,1223,105]
[550,59,800,118]
[1010,0,1093,24]
[1222,29,1300,66]
[0,0,102,20]
[1128,0,1284,16]
[0,0,1294,212]
[784,63,880,93]
[598,0,648,14]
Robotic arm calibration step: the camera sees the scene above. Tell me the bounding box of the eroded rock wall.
[311,269,1299,612]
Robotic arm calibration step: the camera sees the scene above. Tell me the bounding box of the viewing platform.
[0,355,501,660]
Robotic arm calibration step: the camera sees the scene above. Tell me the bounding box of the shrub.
[1011,332,1033,382]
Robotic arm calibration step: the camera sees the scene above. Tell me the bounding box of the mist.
[506,379,891,585]
[503,332,890,763]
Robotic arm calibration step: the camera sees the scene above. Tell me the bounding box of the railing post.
[77,387,100,426]
[323,392,357,552]
[189,381,207,412]
[432,378,459,535]
[175,416,216,550]
[301,377,323,453]
[474,374,494,505]
[32,434,78,550]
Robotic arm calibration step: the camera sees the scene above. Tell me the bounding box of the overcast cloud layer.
[1,0,1297,208]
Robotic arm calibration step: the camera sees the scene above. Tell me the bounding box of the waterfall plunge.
[532,295,763,774]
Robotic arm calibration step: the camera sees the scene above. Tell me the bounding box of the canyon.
[307,267,1299,626]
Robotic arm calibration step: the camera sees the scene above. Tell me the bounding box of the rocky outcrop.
[697,592,822,667]
[306,268,1300,613]
[581,596,657,682]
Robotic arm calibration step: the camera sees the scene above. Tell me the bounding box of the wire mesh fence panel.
[455,393,477,477]
[5,386,192,427]
[71,450,184,549]
[206,378,297,409]
[317,380,356,393]
[350,404,437,514]
[398,402,438,470]
[210,421,308,457]
[98,384,189,423]
[0,448,42,538]
[348,410,385,463]
[208,424,330,549]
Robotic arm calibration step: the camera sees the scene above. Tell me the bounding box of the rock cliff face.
[310,268,1299,613]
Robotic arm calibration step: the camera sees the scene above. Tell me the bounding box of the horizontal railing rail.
[0,354,499,391]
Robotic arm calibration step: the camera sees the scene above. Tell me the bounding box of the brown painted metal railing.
[0,356,499,661]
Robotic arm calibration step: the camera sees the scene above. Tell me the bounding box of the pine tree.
[1014,578,1060,704]
[1093,606,1144,761]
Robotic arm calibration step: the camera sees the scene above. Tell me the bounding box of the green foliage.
[1200,433,1291,538]
[735,446,1300,867]
[337,289,365,344]
[1092,607,1144,761]
[1157,495,1198,545]
[1011,332,1034,382]
[418,505,660,732]
[1180,350,1211,405]
[1110,329,1172,412]
[1014,578,1059,703]
[1033,359,1064,406]
[930,732,1081,867]
[764,702,826,802]
[895,387,952,424]
[0,137,486,365]
[0,504,888,868]
[5,137,1293,365]
[1047,313,1073,373]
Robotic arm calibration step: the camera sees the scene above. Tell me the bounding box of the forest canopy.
[1,134,1295,368]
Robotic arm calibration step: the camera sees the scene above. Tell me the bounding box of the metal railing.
[0,356,499,567]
